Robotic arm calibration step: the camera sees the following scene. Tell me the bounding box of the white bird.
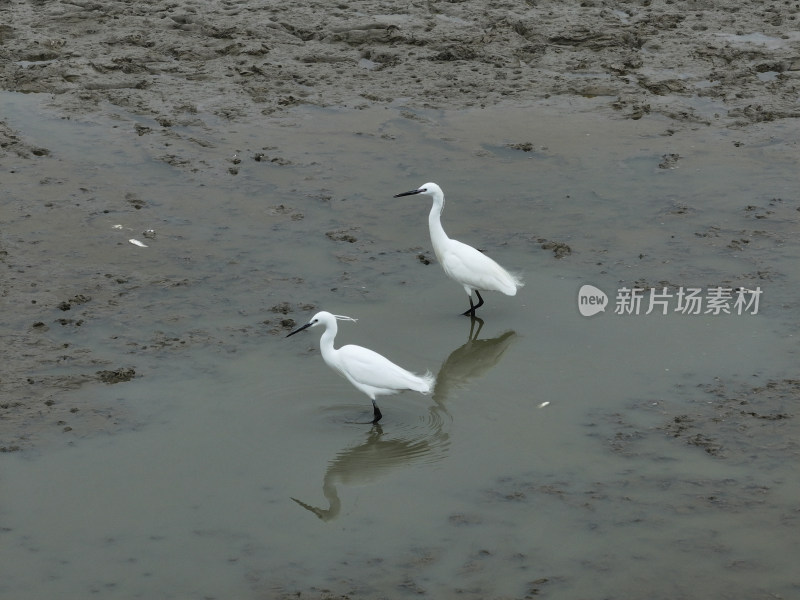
[286,311,435,423]
[394,182,524,316]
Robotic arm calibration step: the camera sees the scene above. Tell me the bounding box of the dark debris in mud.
[125,192,147,210]
[262,318,297,335]
[57,294,92,312]
[270,302,294,315]
[269,302,316,316]
[506,141,549,154]
[658,152,681,169]
[263,302,318,335]
[96,367,136,384]
[537,238,572,259]
[326,229,359,243]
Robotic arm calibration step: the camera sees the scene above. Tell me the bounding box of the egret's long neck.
[318,322,338,366]
[428,193,449,258]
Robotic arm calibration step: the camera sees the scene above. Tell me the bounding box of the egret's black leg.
[372,400,383,424]
[461,291,485,316]
[474,290,485,311]
[461,295,476,316]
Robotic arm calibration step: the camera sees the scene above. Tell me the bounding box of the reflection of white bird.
[291,427,438,521]
[433,317,517,403]
[287,311,435,423]
[394,182,524,316]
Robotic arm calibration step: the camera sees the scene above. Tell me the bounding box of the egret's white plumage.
[394,182,524,315]
[287,311,434,423]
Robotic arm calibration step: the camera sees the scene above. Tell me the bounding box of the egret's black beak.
[286,322,312,338]
[393,188,423,198]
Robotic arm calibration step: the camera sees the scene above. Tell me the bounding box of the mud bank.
[2,0,799,124]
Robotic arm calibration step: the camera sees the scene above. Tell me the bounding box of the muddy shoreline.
[2,1,799,450]
[2,1,799,125]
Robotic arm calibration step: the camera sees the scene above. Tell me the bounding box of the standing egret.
[394,182,524,316]
[286,311,435,423]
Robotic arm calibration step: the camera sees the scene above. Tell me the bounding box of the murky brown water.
[2,92,798,598]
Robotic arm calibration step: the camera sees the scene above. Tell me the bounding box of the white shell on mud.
[128,238,148,248]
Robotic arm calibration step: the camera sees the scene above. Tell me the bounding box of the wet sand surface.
[2,1,800,598]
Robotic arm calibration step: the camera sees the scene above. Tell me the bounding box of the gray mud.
[2,0,799,124]
[1,1,800,599]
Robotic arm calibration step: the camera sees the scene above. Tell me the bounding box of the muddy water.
[2,94,799,598]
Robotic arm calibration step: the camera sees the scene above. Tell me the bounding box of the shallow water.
[2,93,799,598]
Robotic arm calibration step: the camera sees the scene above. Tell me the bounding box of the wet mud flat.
[2,1,800,598]
[1,97,798,598]
[2,94,798,456]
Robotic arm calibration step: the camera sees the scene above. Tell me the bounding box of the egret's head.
[393,182,442,199]
[286,311,357,337]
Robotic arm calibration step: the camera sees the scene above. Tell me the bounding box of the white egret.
[286,311,435,423]
[394,182,524,316]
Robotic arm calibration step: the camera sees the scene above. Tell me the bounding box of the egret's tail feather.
[498,271,524,296]
[417,370,436,395]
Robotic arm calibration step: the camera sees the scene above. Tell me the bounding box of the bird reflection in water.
[292,424,434,521]
[431,317,517,407]
[292,317,517,521]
